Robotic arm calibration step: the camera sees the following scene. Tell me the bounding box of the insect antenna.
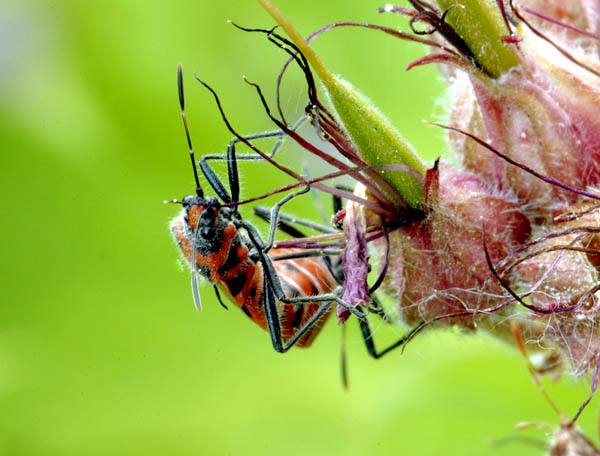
[177,63,203,198]
[177,63,205,312]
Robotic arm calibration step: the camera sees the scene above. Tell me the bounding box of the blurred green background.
[1,0,597,455]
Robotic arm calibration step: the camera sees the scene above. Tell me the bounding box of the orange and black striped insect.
[170,65,364,352]
[170,64,412,356]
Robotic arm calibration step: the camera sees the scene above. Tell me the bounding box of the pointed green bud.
[256,0,426,209]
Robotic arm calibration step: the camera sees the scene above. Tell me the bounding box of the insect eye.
[182,195,196,207]
[199,207,218,238]
[200,225,215,239]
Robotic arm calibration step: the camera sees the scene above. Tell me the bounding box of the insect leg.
[241,219,363,319]
[225,113,307,205]
[198,115,308,209]
[358,316,412,359]
[253,206,308,239]
[263,274,284,352]
[240,218,347,351]
[198,130,286,205]
[212,285,229,310]
[253,206,336,236]
[262,270,333,353]
[357,295,420,359]
[264,187,311,251]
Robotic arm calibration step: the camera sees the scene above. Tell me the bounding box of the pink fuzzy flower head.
[447,4,600,219]
[348,161,531,329]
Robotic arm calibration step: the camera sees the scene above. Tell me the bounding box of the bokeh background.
[1,0,598,455]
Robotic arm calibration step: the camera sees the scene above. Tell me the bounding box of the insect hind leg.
[263,275,334,353]
[357,296,419,359]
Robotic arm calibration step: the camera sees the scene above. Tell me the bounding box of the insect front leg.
[198,115,308,213]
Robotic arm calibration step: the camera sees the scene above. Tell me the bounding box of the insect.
[170,65,365,352]
[506,321,600,456]
[169,64,414,356]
